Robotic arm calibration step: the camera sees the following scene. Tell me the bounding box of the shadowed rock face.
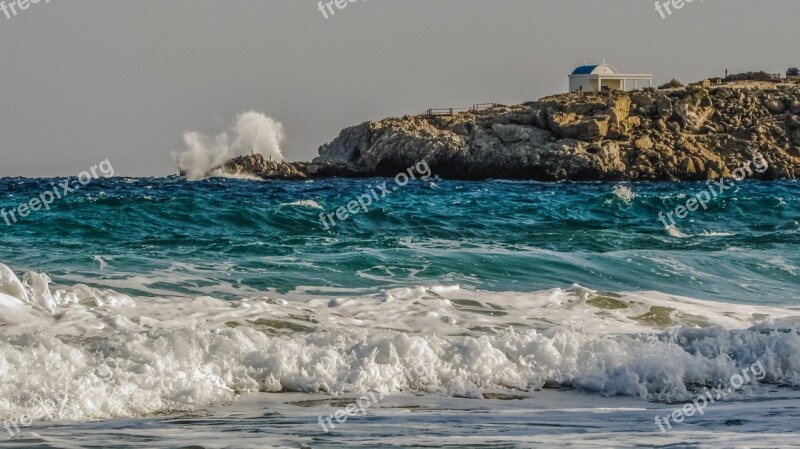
[221,154,307,180]
[219,81,800,181]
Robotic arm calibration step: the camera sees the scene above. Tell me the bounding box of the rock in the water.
[221,154,307,180]
[217,154,371,180]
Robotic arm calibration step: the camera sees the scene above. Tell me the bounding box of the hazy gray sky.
[0,0,797,177]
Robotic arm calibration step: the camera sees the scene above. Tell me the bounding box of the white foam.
[92,256,111,270]
[666,225,689,238]
[281,199,323,209]
[175,111,285,180]
[762,257,800,275]
[1,263,800,424]
[210,170,263,181]
[612,185,636,202]
[699,230,737,237]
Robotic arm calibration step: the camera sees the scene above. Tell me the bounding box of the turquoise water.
[2,176,800,448]
[1,177,798,304]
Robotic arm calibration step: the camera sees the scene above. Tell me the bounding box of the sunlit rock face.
[310,82,800,181]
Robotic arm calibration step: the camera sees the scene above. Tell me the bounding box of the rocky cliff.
[222,81,800,181]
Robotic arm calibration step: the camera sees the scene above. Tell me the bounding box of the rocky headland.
[219,81,800,181]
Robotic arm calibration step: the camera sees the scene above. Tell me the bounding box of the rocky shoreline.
[218,80,800,181]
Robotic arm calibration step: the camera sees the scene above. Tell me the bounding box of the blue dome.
[571,65,599,75]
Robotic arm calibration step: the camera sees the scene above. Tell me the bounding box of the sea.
[0,176,799,448]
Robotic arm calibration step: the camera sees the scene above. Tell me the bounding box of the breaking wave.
[1,263,799,423]
[174,111,285,180]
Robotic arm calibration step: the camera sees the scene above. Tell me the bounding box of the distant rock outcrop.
[219,81,800,181]
[218,153,370,180]
[221,154,307,180]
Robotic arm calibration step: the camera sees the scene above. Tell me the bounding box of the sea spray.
[175,111,285,180]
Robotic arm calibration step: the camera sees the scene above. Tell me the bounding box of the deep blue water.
[0,176,798,305]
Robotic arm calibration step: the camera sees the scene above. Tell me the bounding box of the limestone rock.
[634,136,654,151]
[220,154,307,180]
[215,82,800,182]
[548,112,610,141]
[491,123,554,145]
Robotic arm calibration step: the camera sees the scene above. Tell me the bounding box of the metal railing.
[423,103,498,117]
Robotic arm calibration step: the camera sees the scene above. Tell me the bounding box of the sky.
[0,0,797,177]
